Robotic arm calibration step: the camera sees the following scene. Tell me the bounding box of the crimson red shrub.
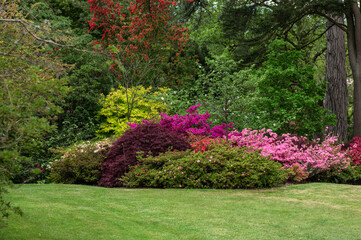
[345,137,361,165]
[99,123,191,187]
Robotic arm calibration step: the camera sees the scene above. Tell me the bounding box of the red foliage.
[99,123,191,187]
[346,137,361,165]
[87,0,194,84]
[190,138,223,153]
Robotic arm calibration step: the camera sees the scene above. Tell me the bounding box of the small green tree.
[98,86,168,137]
[251,40,335,136]
[196,50,254,130]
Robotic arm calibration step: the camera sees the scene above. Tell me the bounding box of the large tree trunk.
[346,2,361,138]
[325,16,348,142]
[354,69,361,137]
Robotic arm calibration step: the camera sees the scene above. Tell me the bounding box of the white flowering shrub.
[48,139,113,185]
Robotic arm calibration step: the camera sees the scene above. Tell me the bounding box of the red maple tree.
[87,0,193,87]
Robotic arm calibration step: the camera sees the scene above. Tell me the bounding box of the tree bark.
[325,14,348,141]
[346,1,361,137]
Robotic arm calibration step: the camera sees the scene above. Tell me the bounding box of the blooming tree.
[88,0,192,84]
[88,0,193,124]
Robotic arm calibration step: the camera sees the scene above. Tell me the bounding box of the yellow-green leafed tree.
[98,86,168,137]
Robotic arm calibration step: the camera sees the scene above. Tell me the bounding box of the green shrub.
[310,164,361,185]
[0,150,23,228]
[249,40,334,136]
[121,142,289,189]
[48,139,112,185]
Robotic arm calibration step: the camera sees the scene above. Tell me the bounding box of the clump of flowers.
[347,137,361,165]
[287,164,309,182]
[191,138,223,153]
[128,104,234,138]
[228,129,350,177]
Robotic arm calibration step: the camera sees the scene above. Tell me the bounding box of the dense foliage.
[98,86,168,136]
[192,51,250,128]
[99,123,191,187]
[0,0,68,225]
[87,0,193,88]
[121,141,289,189]
[48,139,112,185]
[249,41,335,135]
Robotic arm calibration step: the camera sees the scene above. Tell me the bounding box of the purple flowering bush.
[121,141,289,189]
[128,104,234,138]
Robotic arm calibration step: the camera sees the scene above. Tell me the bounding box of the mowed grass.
[1,183,361,240]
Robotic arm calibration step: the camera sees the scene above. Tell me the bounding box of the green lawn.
[1,183,361,240]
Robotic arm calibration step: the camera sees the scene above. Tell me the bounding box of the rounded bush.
[310,164,361,184]
[121,141,289,189]
[228,129,350,177]
[48,139,111,185]
[99,123,191,187]
[97,86,168,137]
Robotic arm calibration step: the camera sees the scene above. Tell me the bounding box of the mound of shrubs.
[99,123,191,187]
[121,141,289,189]
[47,104,361,188]
[49,139,112,185]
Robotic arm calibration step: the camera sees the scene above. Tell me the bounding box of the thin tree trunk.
[325,14,348,141]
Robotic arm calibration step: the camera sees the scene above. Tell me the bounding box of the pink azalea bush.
[228,128,350,177]
[128,104,233,138]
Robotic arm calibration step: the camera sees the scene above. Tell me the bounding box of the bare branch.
[0,19,73,47]
[0,18,99,54]
[299,25,332,49]
[313,47,327,62]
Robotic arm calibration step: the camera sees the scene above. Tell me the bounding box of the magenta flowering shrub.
[128,104,233,138]
[228,129,350,177]
[158,103,212,136]
[347,137,361,165]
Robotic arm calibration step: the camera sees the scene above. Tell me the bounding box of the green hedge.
[121,142,288,189]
